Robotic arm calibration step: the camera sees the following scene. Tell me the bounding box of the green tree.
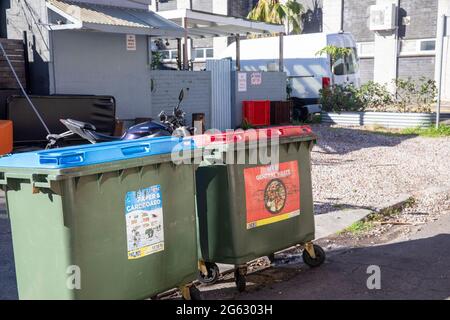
[247,0,304,34]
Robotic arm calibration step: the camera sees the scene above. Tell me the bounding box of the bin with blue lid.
[0,136,201,300]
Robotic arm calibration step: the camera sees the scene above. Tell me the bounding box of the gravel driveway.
[310,124,450,214]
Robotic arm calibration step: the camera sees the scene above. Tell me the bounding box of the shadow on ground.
[311,124,417,156]
[200,234,450,300]
[0,217,18,300]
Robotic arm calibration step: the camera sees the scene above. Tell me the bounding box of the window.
[357,42,375,57]
[206,48,214,58]
[160,50,170,60]
[400,39,436,56]
[195,49,205,59]
[420,40,436,52]
[332,47,359,76]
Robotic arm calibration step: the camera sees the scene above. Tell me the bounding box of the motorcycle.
[46,90,194,149]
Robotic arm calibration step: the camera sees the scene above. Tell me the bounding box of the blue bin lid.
[0,136,196,169]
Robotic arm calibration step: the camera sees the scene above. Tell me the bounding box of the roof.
[157,9,285,38]
[46,0,185,37]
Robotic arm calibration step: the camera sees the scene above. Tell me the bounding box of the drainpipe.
[340,0,344,32]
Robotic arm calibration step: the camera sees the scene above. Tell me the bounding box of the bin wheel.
[189,286,202,301]
[268,253,275,264]
[182,286,202,301]
[302,244,326,268]
[234,269,246,293]
[197,262,220,285]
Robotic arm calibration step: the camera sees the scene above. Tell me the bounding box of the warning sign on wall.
[244,161,301,229]
[127,34,137,51]
[251,72,262,86]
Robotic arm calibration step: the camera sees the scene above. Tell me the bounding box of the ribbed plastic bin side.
[0,137,199,300]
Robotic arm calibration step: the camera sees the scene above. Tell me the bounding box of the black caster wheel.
[302,244,326,268]
[234,269,246,292]
[268,253,275,264]
[182,286,202,300]
[197,262,220,285]
[189,286,202,301]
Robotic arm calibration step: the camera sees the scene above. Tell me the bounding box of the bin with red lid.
[195,125,325,291]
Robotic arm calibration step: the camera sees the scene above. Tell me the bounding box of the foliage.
[247,0,304,34]
[151,51,163,70]
[316,45,352,61]
[357,81,394,112]
[241,119,255,130]
[400,125,450,137]
[286,79,293,99]
[320,78,438,114]
[319,83,365,113]
[393,77,437,113]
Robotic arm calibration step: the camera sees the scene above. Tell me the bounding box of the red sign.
[244,161,301,229]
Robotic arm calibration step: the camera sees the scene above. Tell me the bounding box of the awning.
[157,9,285,38]
[46,0,185,37]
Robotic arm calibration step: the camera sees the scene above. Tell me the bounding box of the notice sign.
[125,185,164,259]
[244,161,300,229]
[126,34,136,51]
[238,72,247,92]
[251,72,262,86]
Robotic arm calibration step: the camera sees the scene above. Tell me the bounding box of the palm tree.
[247,0,304,34]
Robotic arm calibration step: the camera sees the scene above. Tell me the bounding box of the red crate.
[242,100,271,127]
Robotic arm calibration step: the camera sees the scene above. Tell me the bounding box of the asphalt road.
[207,213,450,300]
[1,189,449,300]
[0,191,18,299]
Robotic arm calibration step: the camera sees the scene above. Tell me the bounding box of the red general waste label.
[244,161,300,229]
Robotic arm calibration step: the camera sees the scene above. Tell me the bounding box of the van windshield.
[332,47,359,76]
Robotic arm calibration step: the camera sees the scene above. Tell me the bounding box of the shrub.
[393,77,437,113]
[319,78,437,113]
[357,81,394,112]
[319,83,365,113]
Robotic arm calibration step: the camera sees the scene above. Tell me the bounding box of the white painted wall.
[373,0,398,92]
[212,0,229,58]
[51,30,153,119]
[322,0,343,33]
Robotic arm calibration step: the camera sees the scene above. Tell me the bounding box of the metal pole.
[177,38,182,70]
[182,17,189,70]
[235,35,241,71]
[436,14,446,128]
[279,32,284,72]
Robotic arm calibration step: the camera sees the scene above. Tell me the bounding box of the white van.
[220,32,360,118]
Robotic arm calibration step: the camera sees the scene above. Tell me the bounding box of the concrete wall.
[398,56,436,81]
[7,0,51,94]
[398,0,438,39]
[150,70,212,128]
[359,58,375,83]
[231,71,287,128]
[343,0,376,42]
[51,30,153,120]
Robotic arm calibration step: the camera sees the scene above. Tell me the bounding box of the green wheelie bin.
[0,136,201,300]
[195,126,325,291]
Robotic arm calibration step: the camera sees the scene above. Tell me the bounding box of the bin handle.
[121,144,151,156]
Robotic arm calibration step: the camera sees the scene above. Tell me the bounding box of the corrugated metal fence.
[206,60,231,131]
[321,112,436,128]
